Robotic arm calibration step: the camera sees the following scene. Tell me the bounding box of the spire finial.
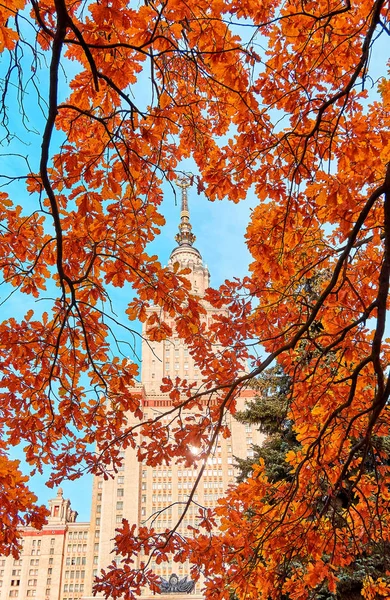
[177,176,190,214]
[175,176,196,247]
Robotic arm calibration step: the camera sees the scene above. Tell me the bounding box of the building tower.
[83,183,263,599]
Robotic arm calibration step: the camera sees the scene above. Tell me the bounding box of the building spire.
[175,176,196,247]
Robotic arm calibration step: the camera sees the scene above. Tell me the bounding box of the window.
[66,558,71,566]
[81,557,86,565]
[98,481,103,489]
[117,488,124,497]
[95,518,101,526]
[94,543,99,552]
[63,585,68,592]
[13,560,22,566]
[30,559,39,566]
[95,531,100,539]
[45,588,50,595]
[80,584,84,592]
[9,591,19,597]
[97,493,102,501]
[28,579,37,586]
[93,556,98,565]
[116,515,123,523]
[96,505,101,514]
[11,570,20,576]
[49,548,54,555]
[27,591,36,597]
[118,476,124,484]
[49,558,53,565]
[48,568,52,575]
[47,578,51,585]
[116,502,123,510]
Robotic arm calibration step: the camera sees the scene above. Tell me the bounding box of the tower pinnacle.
[175,176,196,247]
[168,177,210,296]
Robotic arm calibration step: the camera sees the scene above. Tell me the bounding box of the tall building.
[82,181,263,599]
[0,184,263,600]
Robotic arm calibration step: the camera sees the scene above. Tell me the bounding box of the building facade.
[0,488,90,600]
[0,184,263,600]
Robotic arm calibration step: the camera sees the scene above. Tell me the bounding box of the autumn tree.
[234,364,390,600]
[1,0,390,599]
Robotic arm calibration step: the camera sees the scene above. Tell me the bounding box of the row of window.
[65,557,86,566]
[64,570,85,580]
[150,496,172,505]
[151,482,172,490]
[204,493,224,501]
[177,493,198,501]
[63,584,84,593]
[164,345,189,355]
[164,362,194,371]
[66,544,87,553]
[152,470,172,478]
[202,482,224,490]
[8,577,52,588]
[67,532,87,540]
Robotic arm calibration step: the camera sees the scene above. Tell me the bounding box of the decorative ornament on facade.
[159,573,195,594]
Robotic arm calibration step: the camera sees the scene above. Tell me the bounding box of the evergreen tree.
[234,365,390,600]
